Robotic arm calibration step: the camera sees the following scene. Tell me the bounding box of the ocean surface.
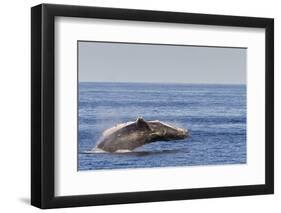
[78,82,246,171]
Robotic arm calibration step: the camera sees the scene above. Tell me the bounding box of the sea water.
[78,82,246,170]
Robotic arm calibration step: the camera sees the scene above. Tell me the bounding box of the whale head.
[147,120,189,141]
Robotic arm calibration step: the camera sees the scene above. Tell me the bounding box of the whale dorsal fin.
[136,117,151,131]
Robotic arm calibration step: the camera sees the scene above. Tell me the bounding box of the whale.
[94,117,189,152]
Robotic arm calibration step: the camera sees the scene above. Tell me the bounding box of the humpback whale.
[94,117,189,152]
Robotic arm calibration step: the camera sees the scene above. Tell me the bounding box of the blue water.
[78,82,246,171]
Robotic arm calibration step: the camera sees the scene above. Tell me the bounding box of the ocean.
[78,82,246,171]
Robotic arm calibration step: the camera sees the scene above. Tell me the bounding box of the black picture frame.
[31,3,274,209]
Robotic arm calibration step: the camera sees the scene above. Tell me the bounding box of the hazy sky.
[78,41,246,84]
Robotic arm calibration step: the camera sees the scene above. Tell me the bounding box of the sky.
[78,41,246,84]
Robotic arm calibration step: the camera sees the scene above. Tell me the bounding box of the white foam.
[115,149,132,153]
[86,148,108,154]
[84,148,133,154]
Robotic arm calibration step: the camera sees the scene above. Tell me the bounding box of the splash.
[115,149,132,153]
[84,148,107,154]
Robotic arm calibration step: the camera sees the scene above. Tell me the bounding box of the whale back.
[96,118,152,152]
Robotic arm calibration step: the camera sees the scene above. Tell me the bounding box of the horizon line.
[78,81,246,86]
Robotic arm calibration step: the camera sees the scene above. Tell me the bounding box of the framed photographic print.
[31,3,274,209]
